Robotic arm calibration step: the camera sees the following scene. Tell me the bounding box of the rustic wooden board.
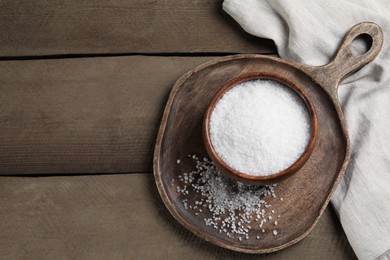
[154,23,383,253]
[0,174,356,259]
[154,54,349,253]
[0,0,364,257]
[0,0,275,57]
[0,56,215,175]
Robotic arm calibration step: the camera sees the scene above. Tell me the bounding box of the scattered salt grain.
[174,155,283,241]
[209,79,311,176]
[177,159,181,164]
[273,230,278,236]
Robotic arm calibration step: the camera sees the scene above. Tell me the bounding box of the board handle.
[305,22,383,99]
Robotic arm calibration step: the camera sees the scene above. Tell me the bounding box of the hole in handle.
[351,33,373,56]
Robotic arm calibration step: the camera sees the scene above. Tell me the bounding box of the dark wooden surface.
[0,56,212,174]
[0,0,357,259]
[0,174,355,259]
[0,0,274,57]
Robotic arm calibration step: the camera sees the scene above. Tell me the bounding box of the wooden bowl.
[202,73,318,185]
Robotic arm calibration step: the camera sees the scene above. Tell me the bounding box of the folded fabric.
[223,1,390,259]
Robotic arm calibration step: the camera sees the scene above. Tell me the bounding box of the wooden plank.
[0,0,275,57]
[0,56,215,175]
[0,173,356,259]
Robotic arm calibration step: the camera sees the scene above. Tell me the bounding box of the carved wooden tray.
[153,23,382,253]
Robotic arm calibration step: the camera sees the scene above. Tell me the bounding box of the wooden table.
[0,1,357,259]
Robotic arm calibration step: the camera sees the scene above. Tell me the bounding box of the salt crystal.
[177,159,181,164]
[273,230,278,236]
[209,79,311,176]
[174,156,281,240]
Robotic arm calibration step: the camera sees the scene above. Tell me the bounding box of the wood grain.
[0,0,275,57]
[0,56,215,175]
[0,173,356,259]
[0,2,362,258]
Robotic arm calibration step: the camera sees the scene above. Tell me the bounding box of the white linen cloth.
[223,1,390,259]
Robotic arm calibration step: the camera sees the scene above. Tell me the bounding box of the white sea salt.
[209,79,311,176]
[174,155,283,240]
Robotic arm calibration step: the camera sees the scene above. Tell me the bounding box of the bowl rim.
[202,72,318,185]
